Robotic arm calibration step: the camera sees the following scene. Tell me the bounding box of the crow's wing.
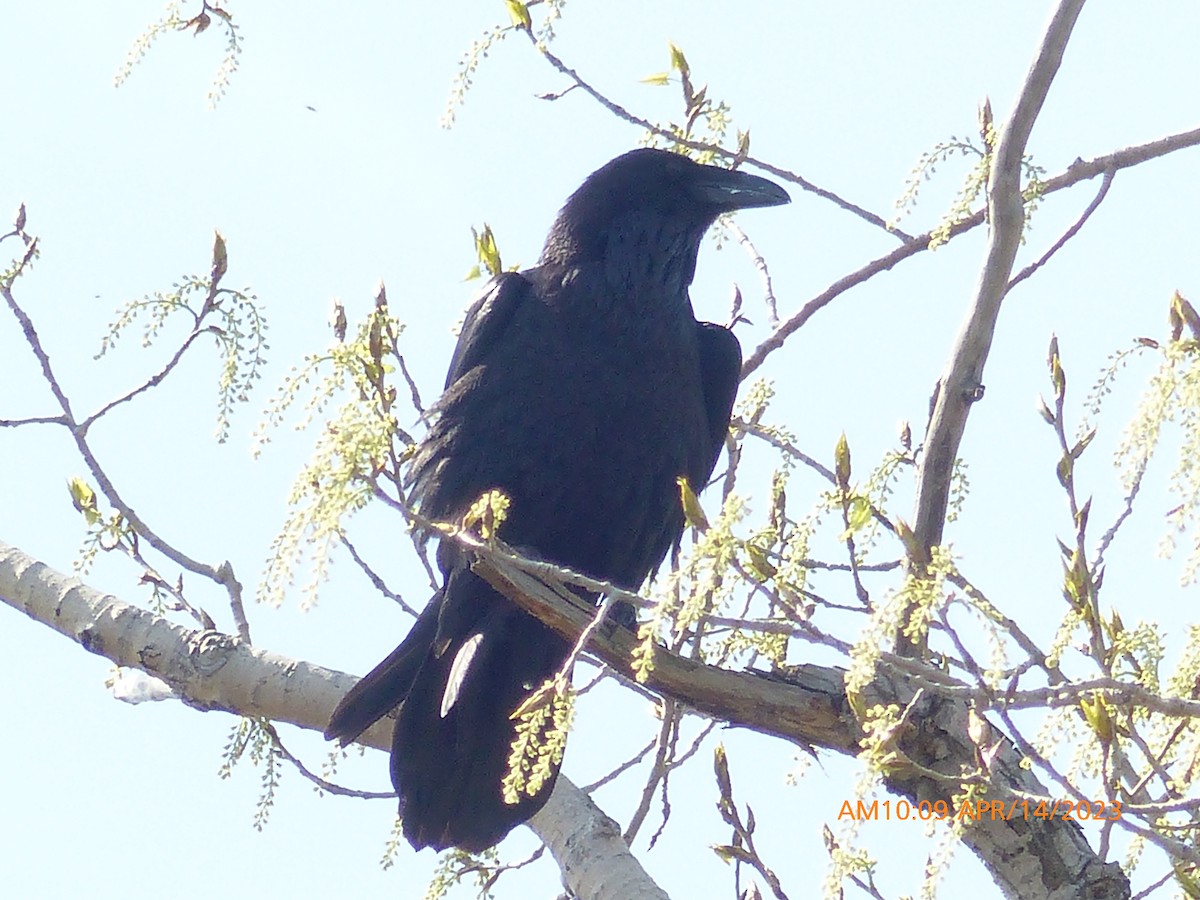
[443,271,532,390]
[326,273,534,748]
[693,321,742,485]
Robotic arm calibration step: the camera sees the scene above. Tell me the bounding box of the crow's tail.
[325,569,568,852]
[323,599,439,746]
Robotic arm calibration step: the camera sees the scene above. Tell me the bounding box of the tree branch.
[467,551,1129,900]
[1,271,249,636]
[905,0,1087,649]
[1007,167,1115,292]
[1,501,1136,899]
[0,540,667,900]
[739,123,1200,379]
[526,32,905,240]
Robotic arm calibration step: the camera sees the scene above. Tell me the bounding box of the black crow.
[325,148,790,851]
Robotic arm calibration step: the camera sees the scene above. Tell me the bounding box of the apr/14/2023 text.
[837,798,1122,823]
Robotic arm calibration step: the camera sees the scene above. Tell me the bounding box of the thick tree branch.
[1,497,1138,900]
[911,0,1085,562]
[0,541,667,900]
[468,553,1130,900]
[468,542,1142,900]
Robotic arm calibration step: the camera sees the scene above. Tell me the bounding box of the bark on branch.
[0,541,667,900]
[1,496,1133,900]
[470,554,1130,900]
[911,0,1087,565]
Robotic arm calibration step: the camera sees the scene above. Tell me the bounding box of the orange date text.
[836,798,1122,823]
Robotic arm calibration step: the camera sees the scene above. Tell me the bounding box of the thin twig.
[995,705,1200,869]
[528,33,906,240]
[1007,167,1116,292]
[2,262,248,627]
[737,420,899,538]
[395,352,426,420]
[624,700,679,844]
[723,218,781,327]
[262,721,395,799]
[580,735,657,793]
[341,534,418,616]
[740,124,1200,378]
[1131,870,1176,900]
[82,325,215,430]
[1093,473,1143,572]
[0,415,68,427]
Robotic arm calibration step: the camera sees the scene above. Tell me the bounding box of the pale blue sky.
[2,3,1198,898]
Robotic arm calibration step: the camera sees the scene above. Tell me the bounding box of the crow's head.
[540,148,790,287]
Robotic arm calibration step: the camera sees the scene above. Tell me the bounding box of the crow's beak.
[695,166,791,211]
